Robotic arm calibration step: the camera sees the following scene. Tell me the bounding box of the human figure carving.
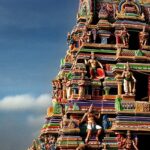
[121,62,136,95]
[60,114,70,128]
[62,77,67,100]
[91,28,97,43]
[82,30,91,43]
[80,104,102,143]
[119,26,130,46]
[60,114,77,129]
[85,52,104,79]
[123,131,138,150]
[139,26,149,48]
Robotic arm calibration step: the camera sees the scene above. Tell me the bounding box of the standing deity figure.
[120,26,130,46]
[139,26,149,48]
[62,76,67,100]
[80,104,102,143]
[91,28,97,43]
[117,26,130,46]
[85,52,104,79]
[79,0,90,17]
[121,62,136,95]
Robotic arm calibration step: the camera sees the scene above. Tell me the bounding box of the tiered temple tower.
[29,0,150,150]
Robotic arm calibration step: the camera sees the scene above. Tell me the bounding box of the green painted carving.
[53,101,62,114]
[79,0,90,17]
[67,72,73,80]
[80,48,116,54]
[113,64,150,71]
[115,97,123,111]
[105,77,116,81]
[60,58,65,66]
[65,105,69,112]
[73,103,80,111]
[135,50,144,56]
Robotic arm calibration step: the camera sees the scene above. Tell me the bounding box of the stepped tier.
[57,136,84,149]
[65,100,116,114]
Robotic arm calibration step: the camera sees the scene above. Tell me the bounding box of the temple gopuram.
[29,0,150,150]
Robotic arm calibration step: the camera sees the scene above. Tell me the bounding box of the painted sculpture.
[81,104,102,143]
[139,26,149,48]
[85,52,104,79]
[29,0,150,149]
[121,62,136,95]
[116,131,138,150]
[116,26,130,46]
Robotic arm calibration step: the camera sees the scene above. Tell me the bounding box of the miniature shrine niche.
[29,0,150,150]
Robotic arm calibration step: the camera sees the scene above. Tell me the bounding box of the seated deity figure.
[85,52,104,79]
[60,114,77,129]
[80,104,102,143]
[121,62,136,95]
[123,131,138,150]
[60,114,70,128]
[116,133,126,149]
[116,131,138,150]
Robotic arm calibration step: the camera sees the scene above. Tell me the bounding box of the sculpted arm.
[80,112,88,123]
[132,140,138,150]
[131,73,136,82]
[97,61,103,68]
[84,59,88,65]
[121,71,125,78]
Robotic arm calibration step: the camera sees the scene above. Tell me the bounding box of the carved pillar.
[104,87,110,95]
[118,81,122,96]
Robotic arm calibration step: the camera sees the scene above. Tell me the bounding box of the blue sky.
[0,0,78,150]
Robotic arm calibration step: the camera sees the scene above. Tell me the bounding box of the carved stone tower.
[29,0,150,149]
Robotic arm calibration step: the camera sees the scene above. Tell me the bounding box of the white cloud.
[27,115,45,127]
[0,94,51,111]
[0,94,51,150]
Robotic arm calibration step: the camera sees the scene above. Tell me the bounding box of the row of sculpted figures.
[67,25,149,51]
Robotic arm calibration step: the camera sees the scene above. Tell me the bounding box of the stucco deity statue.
[121,62,136,95]
[78,80,85,99]
[123,131,138,150]
[120,26,130,46]
[85,52,104,79]
[82,30,91,43]
[60,114,70,128]
[91,28,97,43]
[79,0,90,17]
[81,104,102,143]
[139,26,149,48]
[116,131,138,150]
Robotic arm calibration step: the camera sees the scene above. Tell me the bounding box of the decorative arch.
[118,0,141,14]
